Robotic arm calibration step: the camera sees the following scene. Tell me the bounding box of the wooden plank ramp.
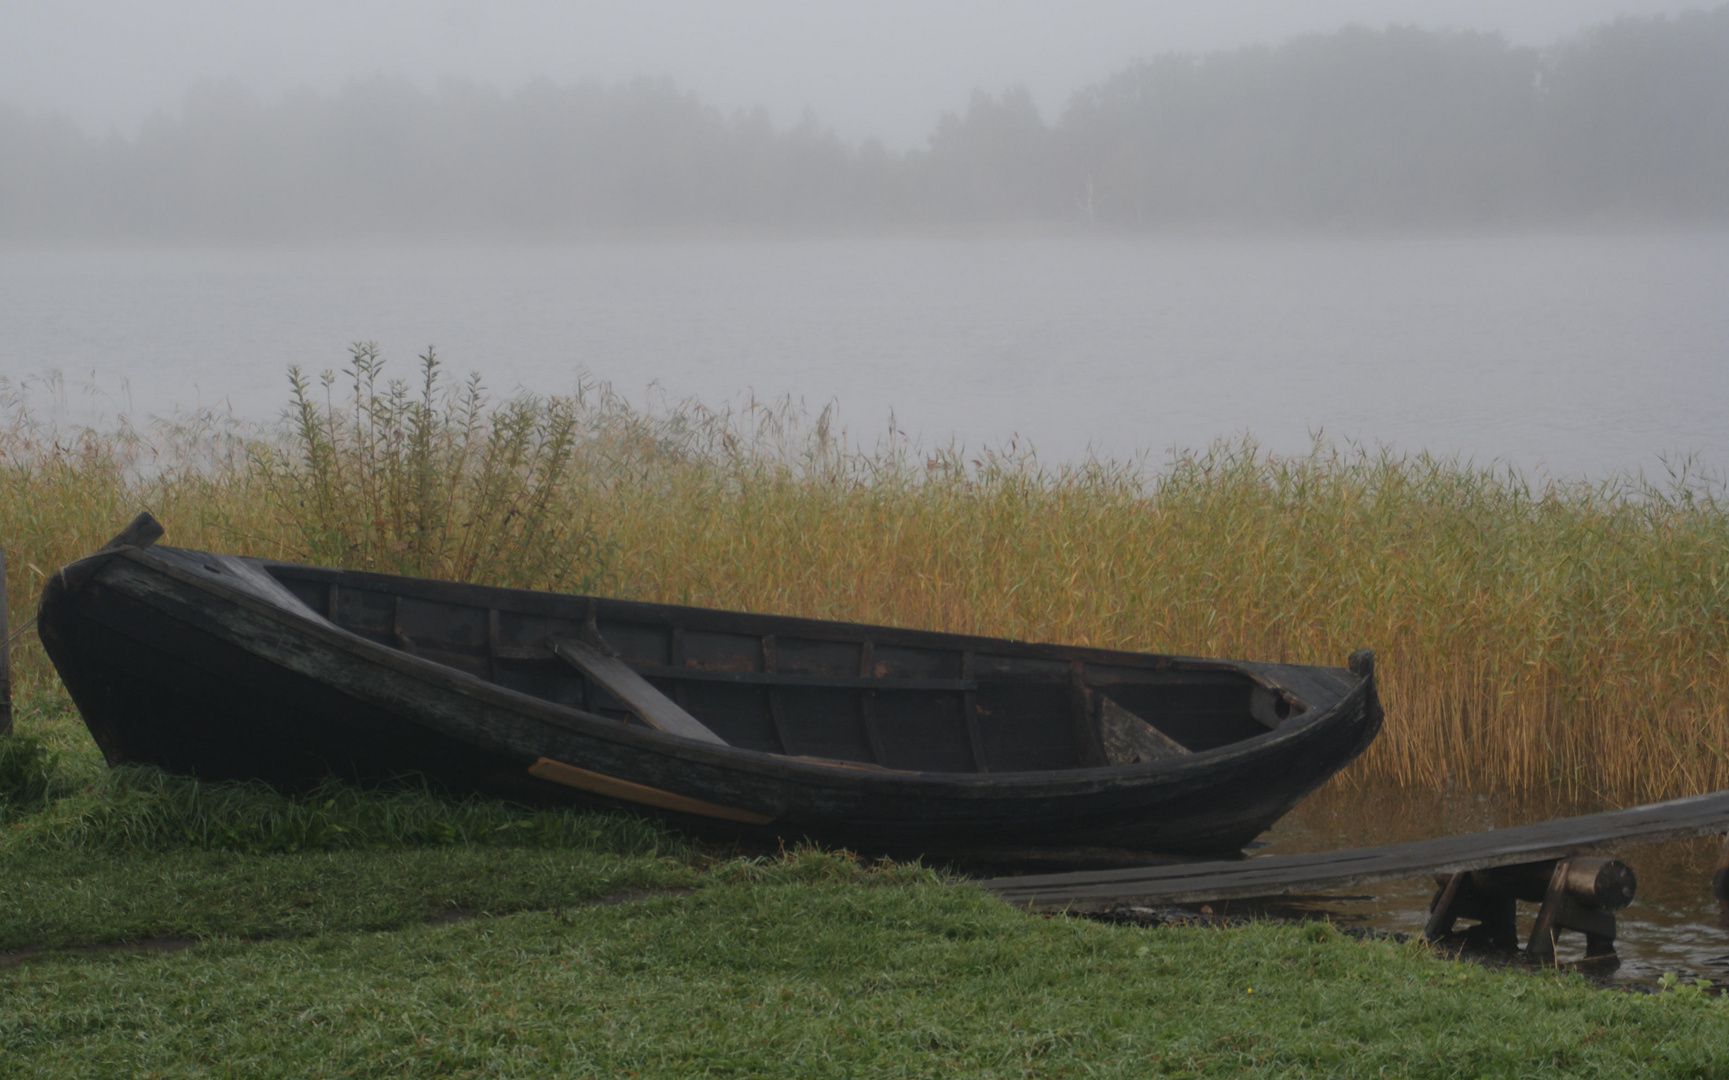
[981,789,1729,909]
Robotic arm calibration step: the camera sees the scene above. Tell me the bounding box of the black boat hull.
[39,531,1383,855]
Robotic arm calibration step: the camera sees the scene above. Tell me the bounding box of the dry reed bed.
[4,356,1727,805]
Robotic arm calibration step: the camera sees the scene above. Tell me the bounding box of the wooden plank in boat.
[528,757,772,823]
[548,636,728,745]
[97,511,165,552]
[1097,695,1189,764]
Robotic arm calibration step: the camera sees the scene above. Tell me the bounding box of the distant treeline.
[4,7,1727,240]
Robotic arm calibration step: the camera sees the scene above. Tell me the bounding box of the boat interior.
[226,555,1309,775]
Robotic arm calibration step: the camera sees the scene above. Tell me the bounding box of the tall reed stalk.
[4,357,1728,804]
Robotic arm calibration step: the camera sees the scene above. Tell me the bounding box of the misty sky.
[0,0,1710,149]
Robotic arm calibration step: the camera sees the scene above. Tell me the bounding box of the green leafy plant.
[257,344,609,591]
[1656,971,1717,1000]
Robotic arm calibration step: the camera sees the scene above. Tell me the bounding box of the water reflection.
[1250,784,1729,987]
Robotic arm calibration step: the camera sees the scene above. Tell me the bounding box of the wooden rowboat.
[38,513,1383,856]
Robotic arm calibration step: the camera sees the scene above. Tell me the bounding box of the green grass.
[6,689,1729,1078]
[6,879,1729,1079]
[1,692,703,950]
[0,847,695,952]
[1,694,684,855]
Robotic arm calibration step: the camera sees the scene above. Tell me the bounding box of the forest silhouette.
[2,7,1725,240]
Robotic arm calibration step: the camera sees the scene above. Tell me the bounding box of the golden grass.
[6,356,1729,804]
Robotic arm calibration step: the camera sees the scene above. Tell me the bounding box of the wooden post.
[1525,858,1628,963]
[1525,860,1575,962]
[0,547,10,737]
[1426,871,1518,950]
[1427,857,1632,963]
[1425,872,1468,941]
[1714,834,1729,927]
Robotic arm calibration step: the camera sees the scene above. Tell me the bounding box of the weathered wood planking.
[1715,833,1729,922]
[982,789,1729,908]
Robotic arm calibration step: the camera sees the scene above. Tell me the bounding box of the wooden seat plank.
[981,789,1729,907]
[548,636,728,745]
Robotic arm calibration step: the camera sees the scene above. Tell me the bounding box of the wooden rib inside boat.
[37,513,1385,856]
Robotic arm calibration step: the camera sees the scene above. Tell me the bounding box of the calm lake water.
[5,232,1729,982]
[3,231,1727,480]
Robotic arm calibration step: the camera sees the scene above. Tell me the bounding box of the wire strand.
[5,613,38,648]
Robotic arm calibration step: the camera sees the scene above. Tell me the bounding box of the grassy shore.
[10,882,1729,1078]
[7,352,1729,802]
[5,694,1729,1079]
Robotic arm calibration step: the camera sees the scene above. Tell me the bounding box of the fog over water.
[1,3,1725,478]
[5,6,1728,238]
[5,232,1726,481]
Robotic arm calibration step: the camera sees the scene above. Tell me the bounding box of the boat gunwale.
[69,545,1374,797]
[259,560,1307,687]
